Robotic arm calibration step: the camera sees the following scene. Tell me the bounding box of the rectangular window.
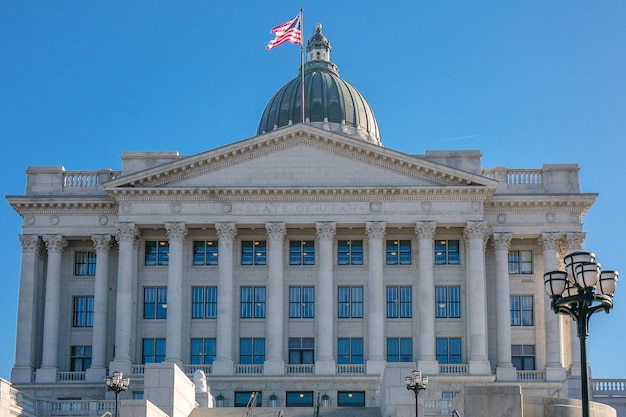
[386,286,412,318]
[338,286,363,318]
[193,240,218,266]
[142,338,166,364]
[240,287,266,318]
[74,251,96,276]
[509,250,533,274]
[70,345,92,371]
[191,338,216,364]
[288,337,314,364]
[338,338,363,364]
[337,392,365,407]
[72,296,94,327]
[512,345,535,370]
[436,338,461,364]
[144,287,167,319]
[289,286,315,318]
[387,338,412,362]
[241,240,267,265]
[386,239,412,265]
[435,240,460,265]
[510,295,534,326]
[286,392,313,407]
[435,286,461,318]
[235,392,262,408]
[338,240,363,265]
[191,287,217,319]
[289,240,315,265]
[145,240,169,266]
[239,338,265,364]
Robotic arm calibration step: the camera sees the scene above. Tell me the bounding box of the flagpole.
[300,8,305,125]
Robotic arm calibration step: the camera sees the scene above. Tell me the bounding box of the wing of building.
[4,23,619,417]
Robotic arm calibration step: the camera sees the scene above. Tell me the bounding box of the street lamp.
[405,369,428,417]
[105,371,130,417]
[544,251,618,417]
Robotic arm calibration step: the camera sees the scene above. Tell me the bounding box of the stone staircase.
[189,407,382,417]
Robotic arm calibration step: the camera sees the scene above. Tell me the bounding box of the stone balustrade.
[592,379,626,396]
[483,164,580,193]
[23,167,121,195]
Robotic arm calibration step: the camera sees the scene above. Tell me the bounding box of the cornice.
[484,197,594,214]
[7,197,117,215]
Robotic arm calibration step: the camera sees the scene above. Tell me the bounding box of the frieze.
[233,202,369,216]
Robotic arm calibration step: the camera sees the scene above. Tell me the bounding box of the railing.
[63,170,122,191]
[336,364,366,374]
[285,364,315,375]
[234,364,264,375]
[439,364,469,375]
[517,370,545,381]
[132,364,145,375]
[504,170,542,185]
[58,371,86,382]
[424,399,453,414]
[44,400,115,416]
[592,379,626,396]
[182,364,213,376]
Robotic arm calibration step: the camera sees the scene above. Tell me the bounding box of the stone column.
[565,232,586,377]
[165,223,188,366]
[11,235,40,383]
[492,232,517,381]
[316,222,336,375]
[86,234,112,382]
[213,222,237,375]
[366,222,386,375]
[265,222,286,375]
[110,223,140,375]
[415,221,438,374]
[37,234,67,383]
[464,222,491,375]
[539,232,566,381]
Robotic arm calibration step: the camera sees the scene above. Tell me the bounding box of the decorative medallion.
[421,201,432,212]
[222,203,232,213]
[25,216,35,225]
[370,202,382,212]
[171,202,182,213]
[471,201,482,212]
[121,203,132,213]
[98,215,109,225]
[497,214,507,224]
[49,216,59,225]
[570,213,581,223]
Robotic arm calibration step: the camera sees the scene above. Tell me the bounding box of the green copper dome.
[257,23,381,146]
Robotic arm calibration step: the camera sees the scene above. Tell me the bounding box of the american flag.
[266,13,302,50]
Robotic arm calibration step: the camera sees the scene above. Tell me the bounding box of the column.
[492,232,517,381]
[265,222,286,375]
[11,235,40,383]
[86,234,112,382]
[565,232,586,377]
[213,222,237,375]
[539,232,566,381]
[464,221,490,375]
[165,223,188,366]
[316,222,336,375]
[110,223,140,375]
[366,222,386,375]
[415,222,438,374]
[37,234,67,383]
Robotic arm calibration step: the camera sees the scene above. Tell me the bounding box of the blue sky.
[1,1,625,381]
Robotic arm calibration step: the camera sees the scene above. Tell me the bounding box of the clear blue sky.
[1,1,625,381]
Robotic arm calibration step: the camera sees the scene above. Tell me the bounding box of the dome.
[257,23,381,146]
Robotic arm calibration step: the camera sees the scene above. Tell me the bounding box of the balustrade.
[439,364,469,375]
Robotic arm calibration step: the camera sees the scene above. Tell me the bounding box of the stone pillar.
[316,222,336,375]
[539,232,566,381]
[11,235,41,383]
[165,223,188,366]
[415,221,438,374]
[464,222,491,375]
[492,232,517,381]
[565,232,586,377]
[110,223,140,375]
[366,222,386,375]
[213,222,237,375]
[37,234,67,382]
[86,234,112,382]
[265,222,286,375]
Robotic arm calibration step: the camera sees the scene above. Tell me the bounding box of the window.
[145,240,169,266]
[509,250,533,274]
[435,240,460,265]
[241,240,266,265]
[338,240,363,265]
[289,240,315,265]
[133,392,144,400]
[510,295,534,326]
[386,239,411,265]
[512,345,535,370]
[74,251,96,276]
[387,338,412,362]
[70,345,92,371]
[72,296,94,327]
[286,392,313,407]
[191,338,216,364]
[193,241,218,266]
[436,338,461,364]
[337,392,365,407]
[239,338,265,364]
[235,392,262,407]
[338,286,363,318]
[288,337,314,364]
[144,287,167,319]
[289,286,314,318]
[192,287,217,319]
[435,286,461,318]
[240,287,266,318]
[338,338,363,364]
[386,286,412,318]
[142,338,165,364]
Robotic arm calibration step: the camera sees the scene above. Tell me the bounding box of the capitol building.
[4,25,620,417]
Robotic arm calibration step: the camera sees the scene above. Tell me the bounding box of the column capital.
[316,222,336,241]
[365,221,386,240]
[116,223,141,243]
[265,222,286,241]
[564,232,586,252]
[415,221,437,239]
[19,234,40,253]
[215,222,237,242]
[165,222,188,242]
[463,221,488,241]
[42,235,67,253]
[491,232,512,251]
[538,232,562,251]
[92,234,113,252]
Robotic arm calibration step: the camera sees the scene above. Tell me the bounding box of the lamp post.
[405,369,428,417]
[544,251,618,417]
[105,371,130,417]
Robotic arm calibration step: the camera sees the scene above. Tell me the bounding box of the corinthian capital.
[415,222,437,240]
[538,232,562,251]
[165,222,188,242]
[491,233,512,251]
[19,235,40,253]
[463,221,487,241]
[316,222,336,241]
[366,222,386,240]
[216,223,237,242]
[565,232,586,252]
[92,234,113,252]
[266,222,286,241]
[116,223,141,242]
[42,234,67,253]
